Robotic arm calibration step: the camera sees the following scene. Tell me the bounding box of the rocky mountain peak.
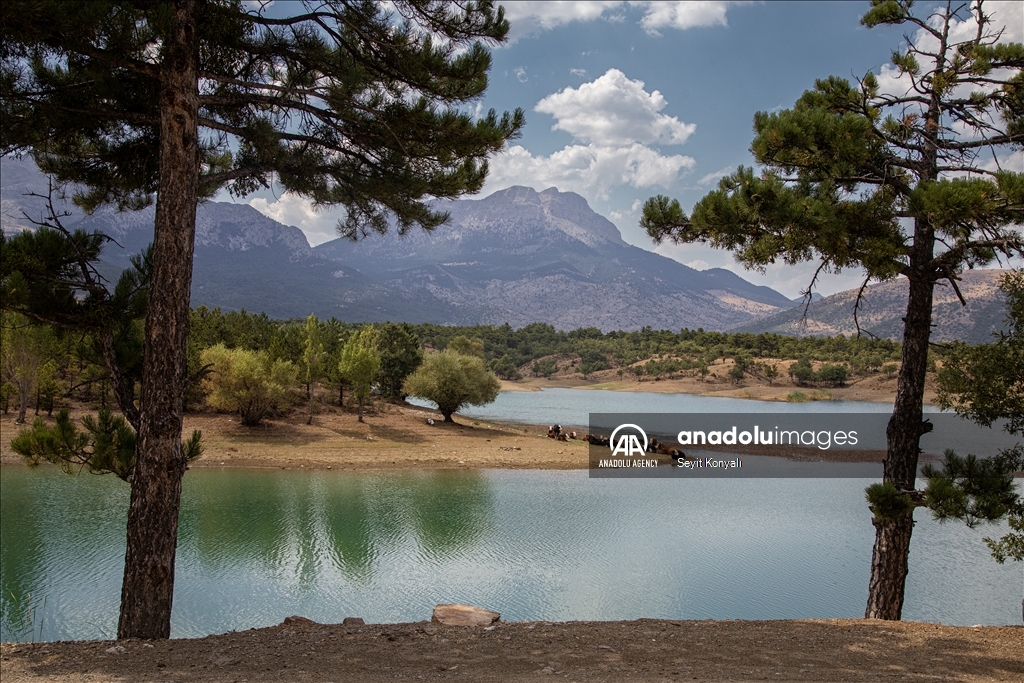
[453,185,625,247]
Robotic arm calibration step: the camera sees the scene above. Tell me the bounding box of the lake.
[410,386,917,428]
[1,464,1019,642]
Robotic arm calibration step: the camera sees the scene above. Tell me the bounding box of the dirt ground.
[0,400,589,470]
[1,366,913,471]
[1,617,1021,682]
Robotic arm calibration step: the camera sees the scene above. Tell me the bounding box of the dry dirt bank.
[505,357,932,406]
[0,401,589,470]
[2,618,1020,683]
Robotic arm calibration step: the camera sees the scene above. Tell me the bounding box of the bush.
[201,344,297,426]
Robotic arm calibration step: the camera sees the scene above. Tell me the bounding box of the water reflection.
[1,466,1019,641]
[180,469,493,582]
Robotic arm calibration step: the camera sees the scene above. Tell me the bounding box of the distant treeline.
[2,305,911,418]
[186,307,906,386]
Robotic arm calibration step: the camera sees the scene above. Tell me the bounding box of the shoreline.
[1,617,1020,682]
[1,377,919,472]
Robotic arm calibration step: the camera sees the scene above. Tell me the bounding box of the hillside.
[735,270,1011,343]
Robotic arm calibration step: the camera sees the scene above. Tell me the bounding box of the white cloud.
[513,66,528,82]
[501,1,622,42]
[488,143,694,199]
[686,259,711,271]
[487,69,696,199]
[569,67,588,78]
[608,198,645,221]
[248,194,344,246]
[698,165,734,186]
[536,69,695,146]
[638,1,733,34]
[500,1,750,43]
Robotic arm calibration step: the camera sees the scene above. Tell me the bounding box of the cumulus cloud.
[486,69,696,198]
[569,67,588,78]
[488,143,694,199]
[536,69,695,146]
[639,1,733,34]
[248,194,345,246]
[499,1,749,43]
[513,66,528,83]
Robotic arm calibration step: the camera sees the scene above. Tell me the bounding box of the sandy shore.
[1,372,915,471]
[1,617,1020,682]
[0,401,589,470]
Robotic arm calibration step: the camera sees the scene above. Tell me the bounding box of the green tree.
[933,270,1024,562]
[0,312,48,424]
[490,354,521,381]
[200,344,296,426]
[301,314,325,425]
[372,323,423,400]
[447,335,485,358]
[338,330,380,423]
[1,0,522,638]
[403,349,500,422]
[640,1,1024,619]
[12,408,202,481]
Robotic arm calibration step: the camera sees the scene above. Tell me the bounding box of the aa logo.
[610,424,648,457]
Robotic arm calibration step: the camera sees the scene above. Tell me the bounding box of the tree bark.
[117,0,198,640]
[864,228,935,620]
[864,515,914,619]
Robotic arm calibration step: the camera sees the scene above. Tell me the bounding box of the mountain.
[734,270,1012,343]
[314,186,795,330]
[3,157,797,329]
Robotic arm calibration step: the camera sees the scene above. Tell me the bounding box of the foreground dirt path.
[2,618,1020,682]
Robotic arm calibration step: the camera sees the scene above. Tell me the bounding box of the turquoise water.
[1,466,1020,641]
[409,387,912,427]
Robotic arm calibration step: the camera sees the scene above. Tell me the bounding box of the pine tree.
[1,0,522,638]
[641,0,1023,619]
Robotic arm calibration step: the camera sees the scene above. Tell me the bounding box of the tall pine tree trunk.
[117,0,198,640]
[865,231,935,620]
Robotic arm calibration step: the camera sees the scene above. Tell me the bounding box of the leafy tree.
[447,335,485,358]
[1,0,521,638]
[372,323,423,400]
[338,330,380,423]
[490,354,521,381]
[403,349,500,422]
[200,344,296,426]
[933,270,1024,562]
[640,0,1023,620]
[0,312,49,423]
[532,358,557,378]
[301,314,325,425]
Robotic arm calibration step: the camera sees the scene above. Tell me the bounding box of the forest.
[2,305,910,420]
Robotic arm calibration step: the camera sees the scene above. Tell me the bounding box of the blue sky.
[247,1,1024,298]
